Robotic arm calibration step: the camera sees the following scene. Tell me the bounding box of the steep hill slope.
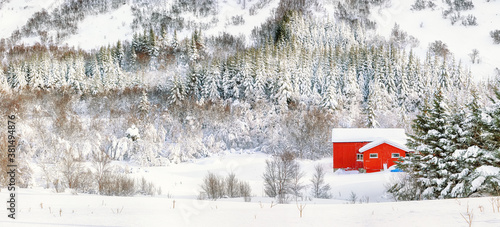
[370,0,500,81]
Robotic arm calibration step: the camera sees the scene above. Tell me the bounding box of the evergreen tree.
[7,63,27,90]
[321,66,339,112]
[391,89,499,200]
[202,62,221,103]
[274,58,293,109]
[30,61,45,90]
[391,91,452,199]
[253,49,267,100]
[363,95,379,128]
[169,75,187,106]
[241,55,254,101]
[482,88,500,151]
[113,40,125,68]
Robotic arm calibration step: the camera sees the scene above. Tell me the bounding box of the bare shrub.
[200,172,252,201]
[461,14,477,26]
[138,176,156,196]
[201,172,225,200]
[239,181,252,202]
[461,203,474,227]
[429,40,450,59]
[349,191,358,204]
[100,172,136,196]
[491,30,500,44]
[411,0,435,10]
[53,179,65,193]
[449,12,462,25]
[0,135,10,187]
[468,49,479,64]
[60,148,83,189]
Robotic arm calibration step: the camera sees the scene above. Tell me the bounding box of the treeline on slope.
[1,12,473,126]
[389,88,500,200]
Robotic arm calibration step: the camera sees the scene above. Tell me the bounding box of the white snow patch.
[476,165,500,176]
[64,4,134,50]
[126,125,139,139]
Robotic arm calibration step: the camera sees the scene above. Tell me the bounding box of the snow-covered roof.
[358,139,410,153]
[331,128,407,144]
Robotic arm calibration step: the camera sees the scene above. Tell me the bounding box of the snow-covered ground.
[0,0,63,40]
[2,152,500,226]
[370,0,500,81]
[63,4,134,50]
[2,189,500,227]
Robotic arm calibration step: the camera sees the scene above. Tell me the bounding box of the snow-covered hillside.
[370,0,500,81]
[0,0,63,39]
[0,0,284,49]
[3,0,497,80]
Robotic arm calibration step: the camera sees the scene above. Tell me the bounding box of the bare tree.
[291,164,305,200]
[60,148,83,189]
[263,151,301,203]
[226,172,239,197]
[92,148,112,194]
[201,172,225,200]
[468,49,479,64]
[310,164,331,199]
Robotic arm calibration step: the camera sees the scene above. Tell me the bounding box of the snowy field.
[1,152,500,226]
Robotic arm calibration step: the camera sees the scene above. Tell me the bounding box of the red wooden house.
[332,128,409,173]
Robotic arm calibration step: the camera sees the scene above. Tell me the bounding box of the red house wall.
[333,142,369,170]
[363,143,406,173]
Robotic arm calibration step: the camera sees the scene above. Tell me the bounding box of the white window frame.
[369,153,378,159]
[391,153,400,158]
[356,154,363,161]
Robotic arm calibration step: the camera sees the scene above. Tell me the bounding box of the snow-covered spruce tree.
[483,88,500,151]
[202,62,221,103]
[389,90,454,200]
[168,75,187,106]
[138,90,151,118]
[439,90,497,198]
[310,164,331,199]
[390,90,500,200]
